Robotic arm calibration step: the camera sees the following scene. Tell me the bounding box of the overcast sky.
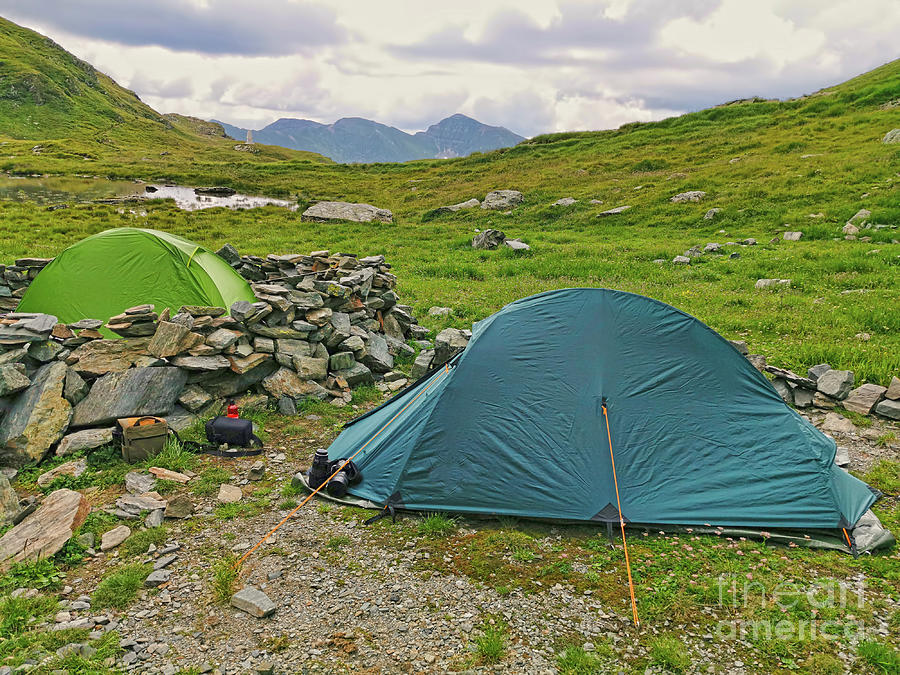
[2,0,897,136]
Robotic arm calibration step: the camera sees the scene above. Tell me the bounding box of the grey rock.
[164,495,193,519]
[434,328,469,365]
[874,398,900,420]
[36,458,87,487]
[55,428,114,457]
[754,278,791,289]
[552,197,576,206]
[0,362,72,467]
[277,395,297,416]
[205,329,242,351]
[771,378,793,405]
[72,367,187,427]
[793,388,814,408]
[0,474,17,526]
[428,306,452,317]
[842,383,887,415]
[177,385,213,413]
[333,362,374,387]
[301,201,393,223]
[116,494,167,516]
[248,460,266,481]
[329,352,356,371]
[728,340,749,355]
[783,231,802,241]
[822,412,856,434]
[816,369,854,400]
[27,340,63,363]
[436,198,480,213]
[125,471,157,495]
[218,484,243,503]
[63,368,89,405]
[170,355,230,371]
[807,363,831,381]
[598,205,630,216]
[100,525,131,551]
[703,242,721,253]
[834,445,850,467]
[0,364,30,397]
[885,376,900,401]
[670,190,706,203]
[672,255,691,264]
[472,229,506,250]
[153,554,177,570]
[276,339,311,358]
[504,238,531,251]
[145,509,164,528]
[410,350,434,379]
[197,358,277,398]
[362,334,393,373]
[293,356,328,381]
[703,208,722,220]
[481,190,523,210]
[231,587,276,618]
[254,337,275,354]
[144,570,170,587]
[883,129,900,144]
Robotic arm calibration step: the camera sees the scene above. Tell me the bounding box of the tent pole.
[602,402,640,627]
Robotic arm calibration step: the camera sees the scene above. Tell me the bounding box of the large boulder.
[816,369,854,400]
[0,489,90,571]
[68,339,151,377]
[301,201,393,224]
[262,368,328,400]
[842,384,887,415]
[193,358,277,398]
[148,321,191,358]
[56,428,114,457]
[481,190,523,210]
[0,362,72,467]
[882,129,900,144]
[72,367,188,427]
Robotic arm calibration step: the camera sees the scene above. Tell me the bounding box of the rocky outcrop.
[0,361,72,467]
[301,201,393,223]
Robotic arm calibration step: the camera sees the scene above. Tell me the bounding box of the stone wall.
[0,246,432,468]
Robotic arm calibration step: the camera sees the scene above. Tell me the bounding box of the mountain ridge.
[213,113,525,164]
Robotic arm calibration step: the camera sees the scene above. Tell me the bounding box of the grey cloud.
[128,73,194,99]
[0,0,347,55]
[472,92,555,138]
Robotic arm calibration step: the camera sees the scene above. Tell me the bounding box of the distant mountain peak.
[214,113,524,164]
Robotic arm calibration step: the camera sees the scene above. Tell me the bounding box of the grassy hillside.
[2,54,898,383]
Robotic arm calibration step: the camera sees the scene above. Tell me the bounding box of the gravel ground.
[42,409,898,675]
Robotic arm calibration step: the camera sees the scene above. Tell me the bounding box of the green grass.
[119,525,168,558]
[91,563,151,609]
[190,465,232,496]
[0,558,65,591]
[556,642,617,674]
[858,641,900,674]
[418,513,457,538]
[647,635,691,673]
[210,555,240,604]
[473,619,507,665]
[326,535,352,550]
[145,438,199,474]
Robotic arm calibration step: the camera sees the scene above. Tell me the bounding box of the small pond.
[0,175,297,211]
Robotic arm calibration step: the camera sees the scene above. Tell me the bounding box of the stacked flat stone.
[0,247,432,467]
[0,258,52,311]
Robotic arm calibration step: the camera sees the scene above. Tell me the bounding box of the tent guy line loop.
[602,401,640,628]
[234,363,452,568]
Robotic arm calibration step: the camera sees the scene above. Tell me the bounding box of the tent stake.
[602,402,640,628]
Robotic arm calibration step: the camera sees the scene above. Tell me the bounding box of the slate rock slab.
[72,367,187,427]
[842,384,887,415]
[217,484,243,503]
[0,489,90,571]
[231,587,276,618]
[0,363,30,397]
[68,339,151,377]
[0,474,18,526]
[301,201,393,223]
[56,428,113,457]
[874,399,900,420]
[36,458,87,488]
[0,361,72,467]
[472,229,506,250]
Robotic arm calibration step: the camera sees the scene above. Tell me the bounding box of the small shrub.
[418,513,457,538]
[92,563,151,609]
[648,635,691,673]
[210,556,240,604]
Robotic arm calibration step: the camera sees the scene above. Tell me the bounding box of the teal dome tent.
[325,289,882,551]
[17,228,255,328]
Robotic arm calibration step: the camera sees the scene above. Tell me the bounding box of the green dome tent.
[325,288,884,552]
[17,228,255,327]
